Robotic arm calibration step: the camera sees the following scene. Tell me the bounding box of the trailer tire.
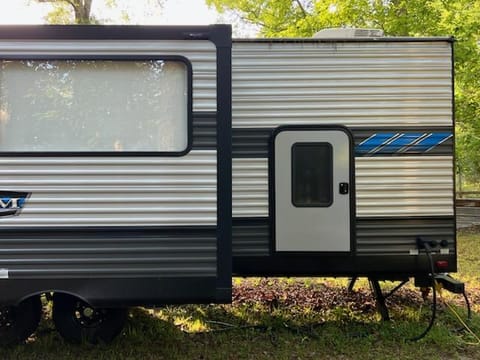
[52,293,127,344]
[0,295,42,346]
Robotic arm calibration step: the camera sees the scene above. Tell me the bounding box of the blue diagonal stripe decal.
[356,131,453,156]
[357,133,396,154]
[403,132,452,153]
[375,133,424,154]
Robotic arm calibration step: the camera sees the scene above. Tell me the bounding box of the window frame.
[0,54,193,157]
[291,142,334,208]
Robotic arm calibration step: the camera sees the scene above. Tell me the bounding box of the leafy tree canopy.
[208,0,480,183]
[35,0,96,24]
[33,0,164,24]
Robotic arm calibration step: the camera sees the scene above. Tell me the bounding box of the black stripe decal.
[355,217,455,255]
[232,128,272,158]
[232,217,270,257]
[232,216,456,276]
[192,112,216,150]
[0,226,218,279]
[232,126,453,158]
[232,216,455,258]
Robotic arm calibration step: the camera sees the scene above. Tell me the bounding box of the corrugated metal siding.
[0,227,217,278]
[232,158,268,218]
[232,41,452,128]
[231,127,453,158]
[232,219,270,256]
[193,112,217,149]
[0,40,217,112]
[231,40,453,219]
[356,218,455,255]
[231,217,455,258]
[0,150,217,227]
[232,156,453,217]
[356,156,453,216]
[232,128,272,158]
[352,127,453,157]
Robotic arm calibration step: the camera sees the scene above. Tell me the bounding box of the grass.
[3,228,480,359]
[457,180,480,193]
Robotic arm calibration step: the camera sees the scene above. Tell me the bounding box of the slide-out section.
[0,25,232,306]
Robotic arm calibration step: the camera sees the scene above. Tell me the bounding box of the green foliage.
[35,0,165,25]
[35,0,98,24]
[457,226,480,284]
[207,0,480,182]
[43,3,75,24]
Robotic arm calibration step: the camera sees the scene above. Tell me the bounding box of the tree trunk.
[71,0,93,24]
[36,0,94,24]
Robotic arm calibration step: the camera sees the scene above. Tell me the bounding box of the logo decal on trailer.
[0,191,30,217]
[356,132,452,156]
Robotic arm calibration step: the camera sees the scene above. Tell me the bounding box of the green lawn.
[3,228,480,360]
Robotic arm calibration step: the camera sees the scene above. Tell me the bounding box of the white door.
[274,128,352,252]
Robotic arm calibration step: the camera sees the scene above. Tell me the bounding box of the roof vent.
[313,28,384,38]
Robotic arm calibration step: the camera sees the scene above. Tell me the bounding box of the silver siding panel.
[0,40,217,112]
[356,156,453,216]
[231,40,453,219]
[232,41,452,128]
[232,158,269,218]
[0,40,219,280]
[233,156,453,217]
[0,40,218,227]
[0,150,217,227]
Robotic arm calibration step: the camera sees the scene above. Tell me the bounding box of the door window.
[291,143,333,207]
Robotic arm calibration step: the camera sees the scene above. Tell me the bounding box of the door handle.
[339,183,349,194]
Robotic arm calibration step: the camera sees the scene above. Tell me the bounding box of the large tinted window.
[0,59,189,152]
[292,143,333,207]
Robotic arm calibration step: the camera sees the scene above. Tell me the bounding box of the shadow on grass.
[2,281,479,360]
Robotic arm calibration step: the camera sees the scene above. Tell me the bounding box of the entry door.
[274,128,352,252]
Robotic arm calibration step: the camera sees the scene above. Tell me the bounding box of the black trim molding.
[0,277,226,307]
[215,26,233,297]
[0,25,232,47]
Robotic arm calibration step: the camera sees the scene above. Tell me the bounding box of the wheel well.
[15,290,90,307]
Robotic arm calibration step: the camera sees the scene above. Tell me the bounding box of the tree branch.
[294,0,308,17]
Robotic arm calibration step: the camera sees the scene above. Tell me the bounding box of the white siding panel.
[356,156,454,216]
[232,158,269,217]
[232,156,453,217]
[0,40,217,112]
[232,41,452,127]
[0,150,217,227]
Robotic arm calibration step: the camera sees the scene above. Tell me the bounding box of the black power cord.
[407,238,437,342]
[463,290,472,321]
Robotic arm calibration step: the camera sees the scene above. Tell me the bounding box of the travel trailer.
[0,25,456,344]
